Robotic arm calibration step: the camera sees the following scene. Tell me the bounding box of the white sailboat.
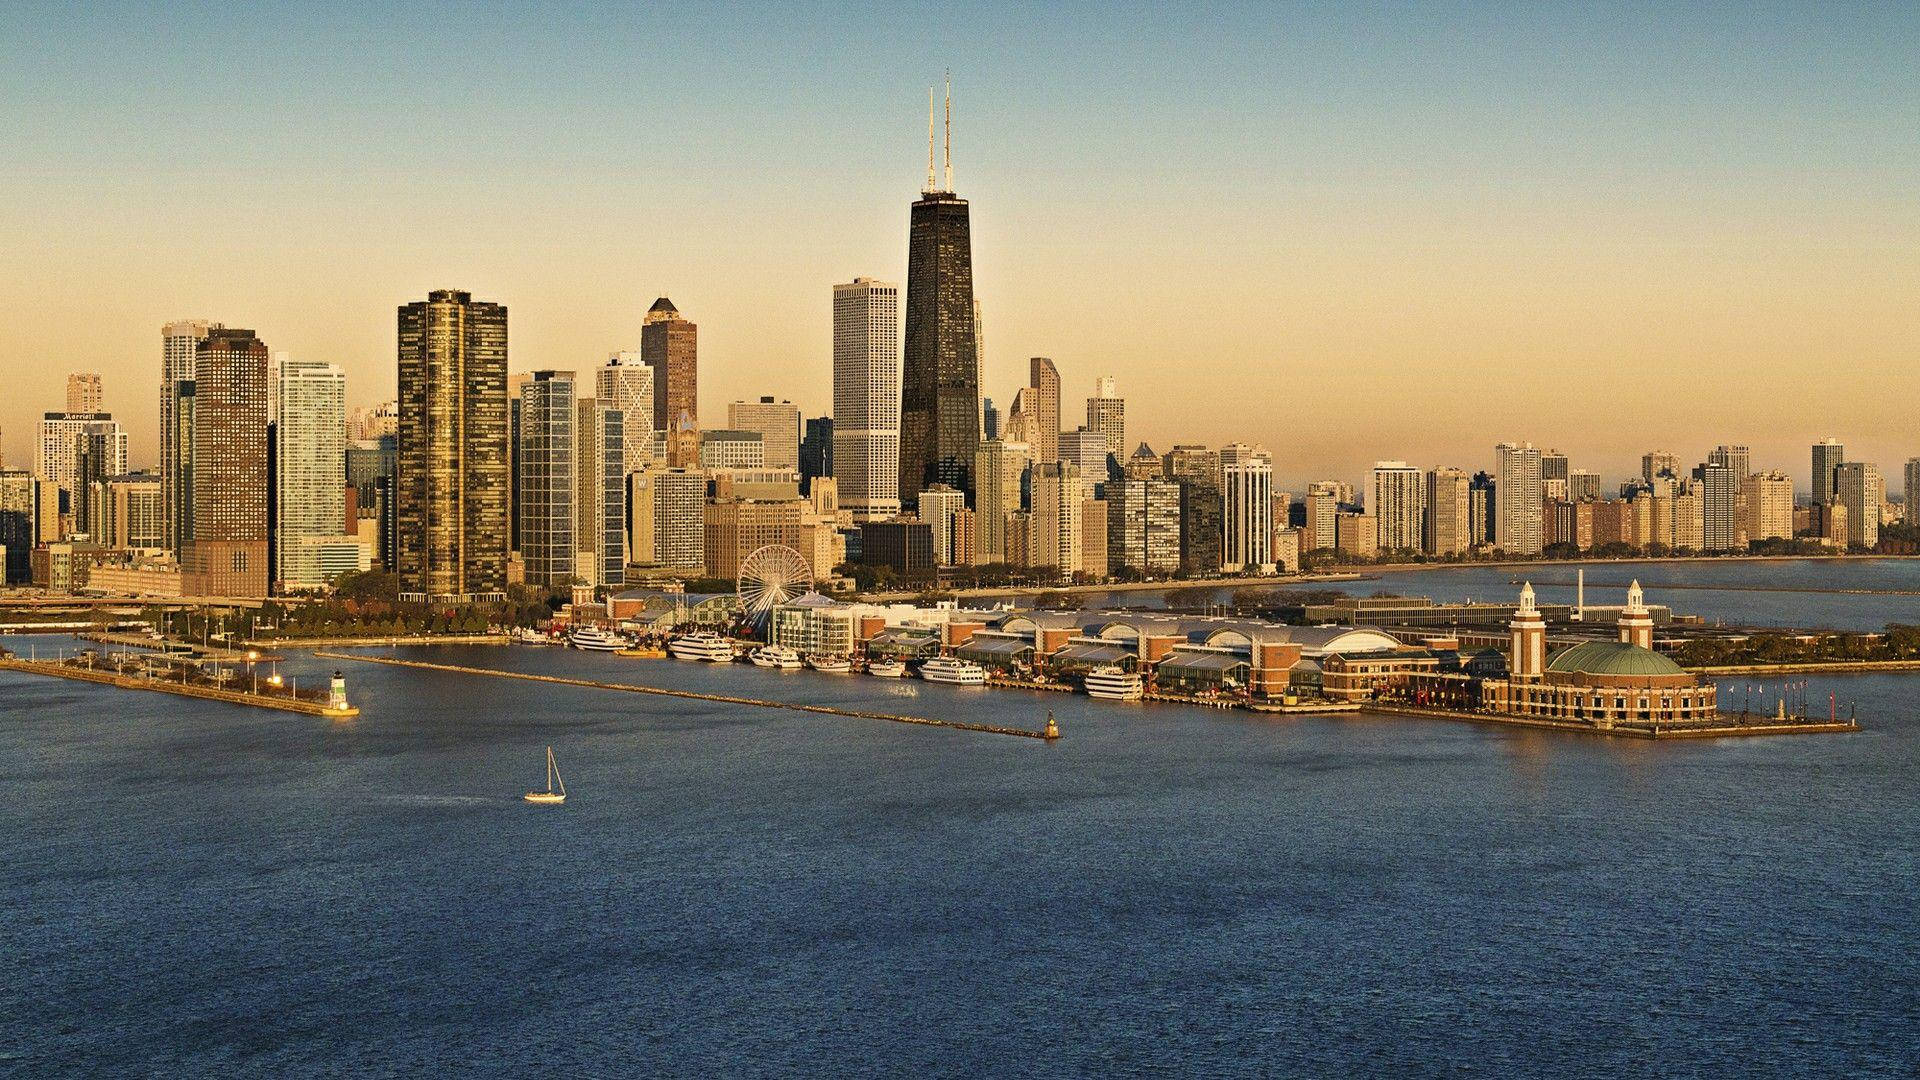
[524,746,568,804]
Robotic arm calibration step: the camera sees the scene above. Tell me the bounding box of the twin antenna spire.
[925,73,952,193]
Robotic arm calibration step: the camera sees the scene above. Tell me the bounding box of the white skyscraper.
[1370,461,1425,554]
[1030,462,1087,576]
[37,413,124,500]
[274,357,348,589]
[1495,442,1544,555]
[1086,376,1125,462]
[161,319,213,555]
[1220,443,1273,572]
[831,278,901,521]
[597,353,654,470]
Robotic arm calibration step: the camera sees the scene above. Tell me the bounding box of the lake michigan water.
[3,561,1918,1076]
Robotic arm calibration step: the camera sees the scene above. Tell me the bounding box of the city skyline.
[3,3,1916,484]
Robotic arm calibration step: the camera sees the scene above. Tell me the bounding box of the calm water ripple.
[3,589,1917,1075]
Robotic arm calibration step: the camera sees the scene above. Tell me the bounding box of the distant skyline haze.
[1,1,1914,487]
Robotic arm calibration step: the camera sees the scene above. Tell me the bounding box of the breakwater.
[0,657,358,717]
[315,652,1057,740]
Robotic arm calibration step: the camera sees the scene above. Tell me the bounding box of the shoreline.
[868,554,1918,603]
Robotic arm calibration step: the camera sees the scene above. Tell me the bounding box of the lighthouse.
[1509,582,1547,680]
[329,670,350,713]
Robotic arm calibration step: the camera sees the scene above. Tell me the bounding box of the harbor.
[313,651,1059,740]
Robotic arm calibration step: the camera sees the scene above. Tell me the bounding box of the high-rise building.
[518,371,576,588]
[1106,474,1179,576]
[596,353,654,471]
[575,398,625,587]
[1424,467,1472,556]
[396,290,508,603]
[1468,471,1496,546]
[1001,387,1039,447]
[648,467,707,570]
[70,426,127,540]
[1221,444,1274,572]
[1165,445,1222,574]
[899,82,980,505]
[1494,442,1543,555]
[37,412,123,503]
[1812,438,1846,506]
[1642,450,1681,484]
[1028,357,1061,464]
[832,277,902,521]
[508,373,528,555]
[66,373,102,414]
[700,430,765,471]
[1086,375,1125,464]
[1305,482,1340,552]
[728,397,800,471]
[1,470,39,583]
[917,484,966,566]
[160,320,213,555]
[799,417,832,497]
[1699,462,1740,552]
[1742,471,1794,542]
[1834,462,1881,550]
[642,297,699,467]
[1569,469,1602,502]
[971,438,1031,565]
[1029,462,1086,577]
[1060,428,1110,486]
[274,357,347,590]
[1906,459,1920,528]
[94,473,163,551]
[980,398,999,441]
[1370,461,1424,554]
[1541,450,1570,505]
[183,328,270,596]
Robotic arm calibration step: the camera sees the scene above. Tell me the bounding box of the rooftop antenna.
[926,86,937,192]
[943,71,953,191]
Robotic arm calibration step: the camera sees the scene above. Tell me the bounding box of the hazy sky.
[2,1,1914,491]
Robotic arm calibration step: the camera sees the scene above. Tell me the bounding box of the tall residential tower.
[832,277,901,521]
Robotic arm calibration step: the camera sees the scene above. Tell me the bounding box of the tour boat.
[524,746,567,804]
[750,645,803,669]
[806,654,852,673]
[918,657,987,685]
[1083,665,1145,701]
[510,627,554,645]
[567,627,629,652]
[865,658,908,678]
[669,632,736,662]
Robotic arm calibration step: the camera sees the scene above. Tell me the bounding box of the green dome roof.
[1546,640,1683,678]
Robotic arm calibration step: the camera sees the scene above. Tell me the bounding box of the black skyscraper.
[899,80,979,508]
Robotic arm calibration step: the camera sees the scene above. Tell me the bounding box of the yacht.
[1083,665,1145,701]
[567,627,629,652]
[865,658,908,678]
[524,746,567,805]
[806,654,853,674]
[510,627,555,645]
[669,632,736,662]
[750,645,803,669]
[918,657,987,685]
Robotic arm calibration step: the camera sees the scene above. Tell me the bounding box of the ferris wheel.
[737,544,814,625]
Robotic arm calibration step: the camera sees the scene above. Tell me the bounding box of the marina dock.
[314,652,1058,739]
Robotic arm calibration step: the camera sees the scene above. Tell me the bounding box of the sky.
[2,1,1915,493]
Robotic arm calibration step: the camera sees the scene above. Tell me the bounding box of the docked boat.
[919,657,987,685]
[1083,665,1144,701]
[524,746,567,804]
[750,645,803,669]
[510,627,555,645]
[806,654,852,673]
[567,627,630,652]
[865,658,908,678]
[669,632,736,662]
